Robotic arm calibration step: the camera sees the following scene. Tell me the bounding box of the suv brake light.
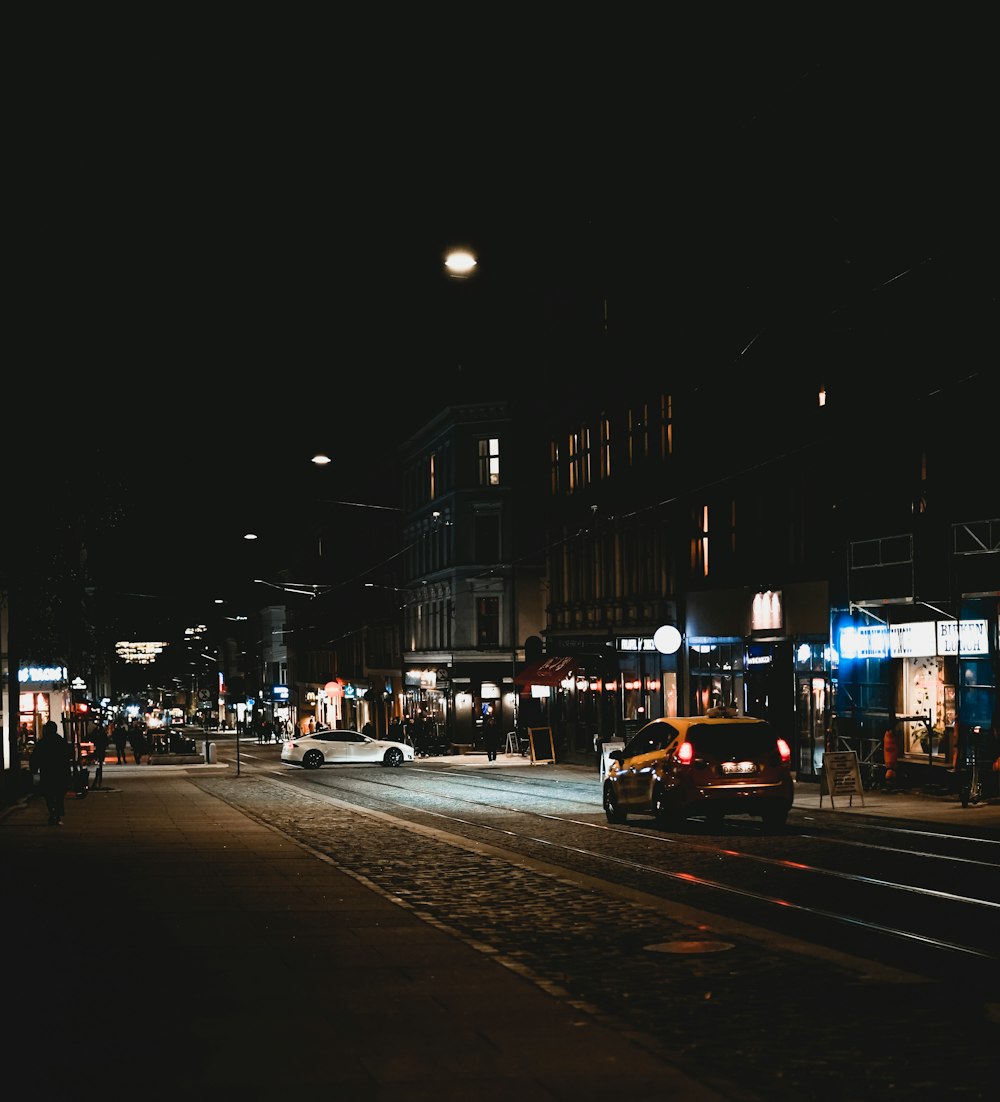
[676,741,694,765]
[776,738,791,764]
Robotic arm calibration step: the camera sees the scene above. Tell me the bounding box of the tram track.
[243,765,999,973]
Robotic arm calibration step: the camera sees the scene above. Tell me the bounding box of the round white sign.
[653,624,682,655]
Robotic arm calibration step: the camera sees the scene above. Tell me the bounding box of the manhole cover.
[645,940,734,954]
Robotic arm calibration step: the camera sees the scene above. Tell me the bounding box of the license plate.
[722,761,756,774]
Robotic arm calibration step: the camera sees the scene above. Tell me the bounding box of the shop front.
[16,665,70,758]
[514,655,578,753]
[403,667,450,746]
[517,634,682,756]
[831,603,997,784]
[685,585,832,779]
[612,630,680,735]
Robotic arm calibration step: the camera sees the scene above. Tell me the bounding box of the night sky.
[13,46,992,638]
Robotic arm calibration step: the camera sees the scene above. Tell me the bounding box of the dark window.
[476,596,500,647]
[686,723,775,757]
[474,512,501,563]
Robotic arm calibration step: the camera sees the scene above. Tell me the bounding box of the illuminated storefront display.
[834,614,994,763]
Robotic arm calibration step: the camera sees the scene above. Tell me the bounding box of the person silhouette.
[93,722,109,789]
[483,714,501,762]
[31,720,72,825]
[113,719,128,764]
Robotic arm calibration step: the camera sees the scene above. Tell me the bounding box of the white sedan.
[280,729,414,769]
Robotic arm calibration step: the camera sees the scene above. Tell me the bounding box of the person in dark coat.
[127,719,145,765]
[93,722,109,761]
[93,722,109,789]
[113,719,128,764]
[30,720,72,825]
[483,714,501,762]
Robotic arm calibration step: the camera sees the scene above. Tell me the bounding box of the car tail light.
[776,738,791,764]
[676,741,694,765]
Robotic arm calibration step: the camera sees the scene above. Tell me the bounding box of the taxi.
[603,708,793,830]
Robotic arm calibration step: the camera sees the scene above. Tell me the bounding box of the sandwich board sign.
[820,751,865,808]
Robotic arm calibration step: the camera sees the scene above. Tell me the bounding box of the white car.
[280,728,414,769]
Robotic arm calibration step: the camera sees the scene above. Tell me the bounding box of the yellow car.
[603,710,793,830]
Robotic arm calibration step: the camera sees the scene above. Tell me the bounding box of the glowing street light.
[444,247,477,278]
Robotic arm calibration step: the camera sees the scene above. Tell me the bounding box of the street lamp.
[444,247,477,278]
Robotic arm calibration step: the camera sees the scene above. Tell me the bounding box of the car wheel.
[603,784,626,824]
[302,749,324,770]
[384,747,404,767]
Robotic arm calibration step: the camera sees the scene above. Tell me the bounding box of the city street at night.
[4,41,997,1102]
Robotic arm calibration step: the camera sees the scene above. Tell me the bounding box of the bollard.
[206,741,217,764]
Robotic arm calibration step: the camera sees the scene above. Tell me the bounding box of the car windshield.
[687,723,777,757]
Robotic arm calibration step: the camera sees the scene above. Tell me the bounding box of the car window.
[687,723,774,756]
[623,727,671,758]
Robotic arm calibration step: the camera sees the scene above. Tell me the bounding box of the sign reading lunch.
[838,619,988,660]
[937,619,989,656]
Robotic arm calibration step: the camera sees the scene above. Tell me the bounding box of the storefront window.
[959,658,995,728]
[688,640,743,715]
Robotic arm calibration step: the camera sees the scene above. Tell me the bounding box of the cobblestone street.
[199,774,999,1101]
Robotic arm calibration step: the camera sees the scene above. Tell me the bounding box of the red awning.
[514,656,577,687]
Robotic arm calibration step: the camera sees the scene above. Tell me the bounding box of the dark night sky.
[14,43,993,636]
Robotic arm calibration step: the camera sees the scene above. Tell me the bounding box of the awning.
[514,656,578,687]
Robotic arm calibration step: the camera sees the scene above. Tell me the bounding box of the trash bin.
[206,742,217,764]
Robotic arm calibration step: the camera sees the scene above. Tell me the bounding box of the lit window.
[478,437,500,486]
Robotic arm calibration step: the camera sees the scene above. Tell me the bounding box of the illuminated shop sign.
[838,619,988,660]
[18,666,67,683]
[617,637,657,652]
[272,684,289,701]
[751,590,782,631]
[937,619,989,656]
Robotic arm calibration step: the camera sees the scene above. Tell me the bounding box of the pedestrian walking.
[113,719,128,764]
[483,714,501,762]
[93,721,109,789]
[127,719,145,765]
[30,720,72,825]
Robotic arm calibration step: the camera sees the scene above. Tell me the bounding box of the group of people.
[392,715,448,756]
[109,717,147,764]
[255,718,288,744]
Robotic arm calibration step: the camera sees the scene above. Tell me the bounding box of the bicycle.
[958,747,982,808]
